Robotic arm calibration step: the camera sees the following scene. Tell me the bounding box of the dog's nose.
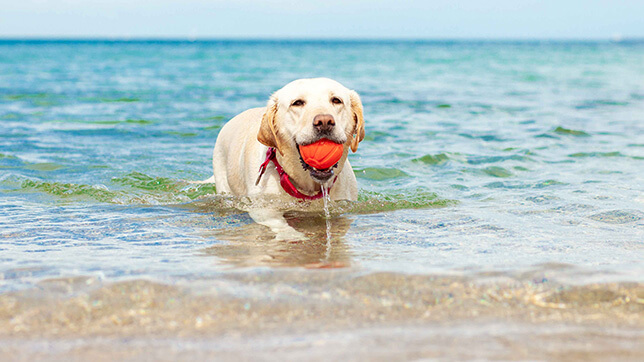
[313,114,335,133]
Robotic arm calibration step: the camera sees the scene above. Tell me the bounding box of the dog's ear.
[257,95,285,155]
[349,90,365,152]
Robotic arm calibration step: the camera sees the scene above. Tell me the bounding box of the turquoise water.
[1,40,643,358]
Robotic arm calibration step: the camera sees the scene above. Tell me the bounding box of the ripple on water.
[589,210,643,224]
[568,151,624,158]
[354,167,409,180]
[465,154,534,165]
[50,119,155,126]
[335,189,455,214]
[164,131,199,138]
[16,180,115,203]
[459,133,506,142]
[525,195,561,203]
[482,166,513,178]
[112,172,201,192]
[553,126,590,137]
[533,180,567,188]
[99,97,140,103]
[484,179,567,189]
[412,153,450,166]
[362,131,393,142]
[22,163,66,172]
[1,155,69,175]
[463,166,514,179]
[575,100,629,109]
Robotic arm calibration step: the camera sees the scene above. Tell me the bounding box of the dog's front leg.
[248,209,306,241]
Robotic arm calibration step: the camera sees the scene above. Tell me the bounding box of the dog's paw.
[273,227,307,241]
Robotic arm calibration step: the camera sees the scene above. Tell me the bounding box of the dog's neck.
[256,148,338,200]
[275,151,321,194]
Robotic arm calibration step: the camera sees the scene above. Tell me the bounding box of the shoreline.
[2,273,642,339]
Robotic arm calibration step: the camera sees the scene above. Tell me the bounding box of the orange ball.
[299,139,344,170]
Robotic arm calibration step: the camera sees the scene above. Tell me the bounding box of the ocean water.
[1,40,643,359]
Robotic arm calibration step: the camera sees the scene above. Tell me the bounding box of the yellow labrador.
[207,78,365,238]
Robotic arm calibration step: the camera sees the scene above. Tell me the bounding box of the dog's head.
[257,78,364,184]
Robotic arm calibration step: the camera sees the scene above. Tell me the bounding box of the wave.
[3,172,215,205]
[2,172,454,214]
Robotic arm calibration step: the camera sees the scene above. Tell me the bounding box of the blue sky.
[1,0,643,39]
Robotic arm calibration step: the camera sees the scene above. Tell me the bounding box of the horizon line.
[0,35,642,42]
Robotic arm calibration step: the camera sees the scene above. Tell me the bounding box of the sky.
[1,0,643,39]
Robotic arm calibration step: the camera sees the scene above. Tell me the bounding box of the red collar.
[255,147,335,201]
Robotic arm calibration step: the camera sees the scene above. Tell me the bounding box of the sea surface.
[1,39,643,360]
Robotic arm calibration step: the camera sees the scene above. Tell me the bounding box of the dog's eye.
[331,97,343,105]
[291,99,305,107]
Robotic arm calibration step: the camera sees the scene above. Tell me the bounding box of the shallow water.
[1,40,644,359]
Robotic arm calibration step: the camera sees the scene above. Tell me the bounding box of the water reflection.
[201,212,354,268]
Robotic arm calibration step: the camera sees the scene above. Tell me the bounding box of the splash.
[321,183,332,260]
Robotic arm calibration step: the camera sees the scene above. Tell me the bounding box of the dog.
[207,78,365,239]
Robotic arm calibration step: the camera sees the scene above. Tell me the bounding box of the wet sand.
[1,272,643,360]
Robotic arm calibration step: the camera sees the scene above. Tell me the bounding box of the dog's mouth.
[296,144,339,183]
